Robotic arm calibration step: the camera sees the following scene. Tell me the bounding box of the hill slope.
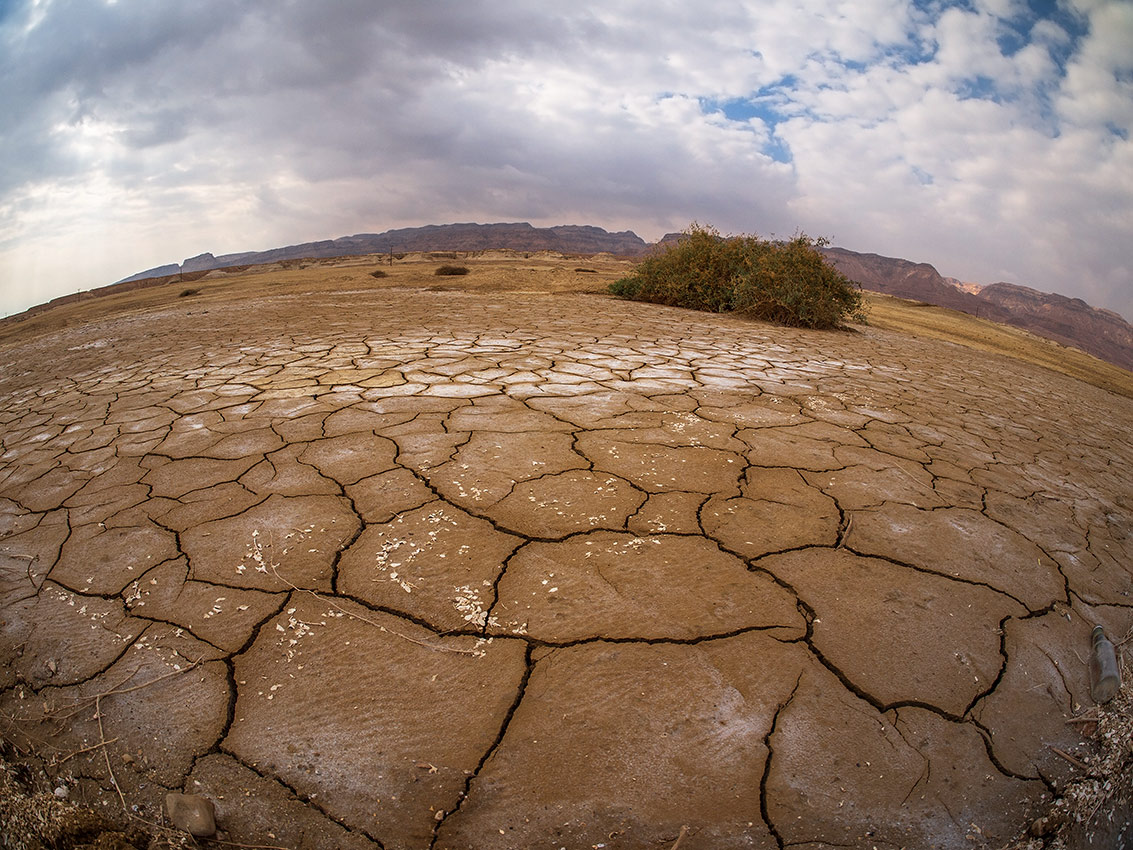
[121,223,650,281]
[87,221,1133,374]
[821,247,1133,371]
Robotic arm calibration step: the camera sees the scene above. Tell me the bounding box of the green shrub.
[435,265,470,276]
[609,223,866,329]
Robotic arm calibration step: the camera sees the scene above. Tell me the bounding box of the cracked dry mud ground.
[0,285,1130,850]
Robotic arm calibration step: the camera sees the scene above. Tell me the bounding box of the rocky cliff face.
[977,283,1133,371]
[821,247,1133,371]
[820,248,1002,317]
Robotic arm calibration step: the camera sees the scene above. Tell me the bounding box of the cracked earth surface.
[0,285,1130,849]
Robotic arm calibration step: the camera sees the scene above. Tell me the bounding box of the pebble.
[165,792,217,837]
[53,785,68,799]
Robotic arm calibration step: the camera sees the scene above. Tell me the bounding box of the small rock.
[53,785,68,799]
[165,792,217,837]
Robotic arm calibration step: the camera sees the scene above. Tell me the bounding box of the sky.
[1,0,1131,321]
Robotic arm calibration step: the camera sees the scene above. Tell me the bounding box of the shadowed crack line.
[216,747,387,848]
[481,539,530,635]
[118,612,231,657]
[193,656,239,765]
[223,592,292,658]
[962,613,1014,719]
[967,716,1053,789]
[497,624,803,651]
[838,544,1035,610]
[893,710,934,807]
[327,494,367,595]
[796,627,893,719]
[760,670,802,850]
[1070,588,1133,611]
[429,642,534,849]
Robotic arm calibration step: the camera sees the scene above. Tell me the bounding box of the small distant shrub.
[575,267,598,273]
[435,265,469,276]
[369,270,389,278]
[608,223,866,330]
[179,288,200,298]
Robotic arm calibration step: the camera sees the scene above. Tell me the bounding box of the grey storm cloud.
[1,0,1130,321]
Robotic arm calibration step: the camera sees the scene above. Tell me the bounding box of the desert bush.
[178,288,200,298]
[609,223,866,329]
[575,267,598,273]
[435,265,470,276]
[369,269,389,278]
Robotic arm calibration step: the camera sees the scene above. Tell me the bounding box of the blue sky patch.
[700,96,794,163]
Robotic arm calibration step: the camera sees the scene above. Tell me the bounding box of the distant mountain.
[121,223,650,282]
[976,282,1133,370]
[820,248,996,316]
[111,222,1132,372]
[821,247,1133,371]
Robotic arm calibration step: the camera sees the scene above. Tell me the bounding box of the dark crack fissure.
[220,592,295,666]
[331,590,482,639]
[962,613,1014,718]
[169,492,274,532]
[511,622,801,651]
[1070,588,1133,612]
[838,543,1033,609]
[217,748,386,848]
[429,642,534,849]
[39,573,145,608]
[214,657,239,751]
[481,540,530,635]
[798,628,888,715]
[1037,541,1074,608]
[834,501,851,549]
[968,716,1052,788]
[892,710,933,807]
[123,613,229,657]
[38,509,75,589]
[760,671,802,850]
[328,493,366,595]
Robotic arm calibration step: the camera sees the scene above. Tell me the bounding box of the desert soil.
[0,253,1130,849]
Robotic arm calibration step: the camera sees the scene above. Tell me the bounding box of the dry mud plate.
[1,281,1131,849]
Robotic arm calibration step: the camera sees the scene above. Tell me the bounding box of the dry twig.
[58,736,119,764]
[1049,746,1089,771]
[205,839,293,850]
[95,693,127,811]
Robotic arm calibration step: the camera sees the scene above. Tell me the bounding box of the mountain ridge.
[101,221,1133,374]
[817,246,1133,371]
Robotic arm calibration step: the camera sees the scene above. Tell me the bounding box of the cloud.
[0,0,1130,322]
